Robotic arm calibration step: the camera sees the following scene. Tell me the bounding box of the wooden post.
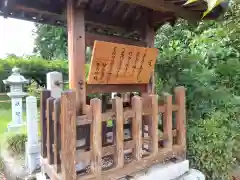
[143,26,156,153]
[132,96,142,161]
[46,97,55,164]
[150,94,159,156]
[163,93,173,149]
[53,98,61,172]
[145,26,156,94]
[113,97,124,168]
[67,0,86,115]
[40,90,51,158]
[174,86,186,147]
[90,98,102,176]
[61,90,77,180]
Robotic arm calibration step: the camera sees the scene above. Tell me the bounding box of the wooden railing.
[40,86,186,180]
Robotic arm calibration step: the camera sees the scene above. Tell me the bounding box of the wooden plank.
[46,97,55,164]
[113,97,124,168]
[53,98,61,172]
[132,96,142,160]
[61,90,77,180]
[86,32,146,47]
[90,98,102,176]
[87,41,158,85]
[150,94,158,156]
[40,90,51,158]
[76,140,134,163]
[67,0,86,114]
[86,84,147,94]
[77,145,185,180]
[40,157,60,180]
[163,93,173,149]
[118,0,202,21]
[76,105,179,125]
[174,86,186,147]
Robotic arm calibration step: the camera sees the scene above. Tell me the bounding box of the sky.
[0,17,36,58]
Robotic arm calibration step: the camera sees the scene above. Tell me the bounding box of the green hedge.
[0,55,89,92]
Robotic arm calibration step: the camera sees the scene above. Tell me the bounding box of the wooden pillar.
[67,0,86,115]
[143,25,156,152]
[145,26,156,94]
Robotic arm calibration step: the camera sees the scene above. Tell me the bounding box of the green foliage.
[0,56,90,93]
[33,24,67,60]
[6,133,27,155]
[154,2,240,179]
[33,24,93,61]
[188,111,236,180]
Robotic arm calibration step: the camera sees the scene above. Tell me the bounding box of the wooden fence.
[40,86,186,180]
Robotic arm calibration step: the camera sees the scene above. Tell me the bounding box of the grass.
[0,94,12,135]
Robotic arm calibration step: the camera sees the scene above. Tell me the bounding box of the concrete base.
[7,122,25,132]
[25,143,41,174]
[178,169,205,180]
[37,160,205,180]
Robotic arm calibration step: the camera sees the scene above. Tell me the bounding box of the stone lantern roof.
[3,67,29,85]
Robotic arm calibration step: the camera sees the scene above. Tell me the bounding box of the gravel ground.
[0,172,6,180]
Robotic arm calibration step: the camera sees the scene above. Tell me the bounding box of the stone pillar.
[25,96,41,174]
[3,67,28,132]
[47,71,63,98]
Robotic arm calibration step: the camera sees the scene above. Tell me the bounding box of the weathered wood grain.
[61,90,77,180]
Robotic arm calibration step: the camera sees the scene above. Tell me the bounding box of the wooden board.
[87,41,158,84]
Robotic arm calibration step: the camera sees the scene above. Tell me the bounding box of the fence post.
[90,98,102,177]
[40,90,51,158]
[61,90,76,180]
[47,71,63,98]
[132,96,143,161]
[53,98,61,172]
[25,96,41,174]
[150,94,159,156]
[174,87,186,147]
[163,93,173,149]
[46,97,55,164]
[113,97,124,168]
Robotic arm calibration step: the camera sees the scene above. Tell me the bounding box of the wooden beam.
[119,0,203,21]
[85,32,146,46]
[67,0,86,114]
[86,84,147,95]
[14,4,145,32]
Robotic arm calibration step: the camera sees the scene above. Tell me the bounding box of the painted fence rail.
[40,86,186,180]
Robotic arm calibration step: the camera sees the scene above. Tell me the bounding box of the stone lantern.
[3,67,29,132]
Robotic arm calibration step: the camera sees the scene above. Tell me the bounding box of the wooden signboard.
[87,41,158,84]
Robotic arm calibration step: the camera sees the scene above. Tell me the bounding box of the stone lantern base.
[8,122,25,132]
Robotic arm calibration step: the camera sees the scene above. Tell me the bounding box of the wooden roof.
[0,0,226,40]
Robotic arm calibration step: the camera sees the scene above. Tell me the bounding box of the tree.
[33,24,92,61]
[33,24,68,60]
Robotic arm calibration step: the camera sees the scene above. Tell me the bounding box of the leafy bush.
[187,111,237,180]
[6,133,27,155]
[154,5,240,178]
[0,55,90,93]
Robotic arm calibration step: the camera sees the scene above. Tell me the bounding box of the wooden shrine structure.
[0,0,227,179]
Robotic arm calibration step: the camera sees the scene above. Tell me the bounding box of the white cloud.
[0,17,36,58]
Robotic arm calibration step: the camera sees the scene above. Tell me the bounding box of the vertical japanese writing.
[93,62,101,81]
[125,51,132,74]
[137,49,147,82]
[116,48,125,78]
[148,59,153,67]
[107,46,117,83]
[132,51,140,75]
[99,62,107,81]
